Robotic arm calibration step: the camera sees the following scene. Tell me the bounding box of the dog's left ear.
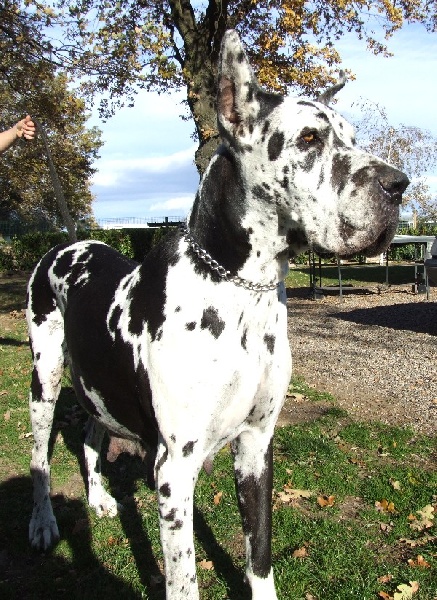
[317,71,346,106]
[217,30,273,142]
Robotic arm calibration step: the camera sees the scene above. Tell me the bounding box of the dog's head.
[217,30,409,258]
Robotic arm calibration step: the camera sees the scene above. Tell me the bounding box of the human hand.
[16,115,36,141]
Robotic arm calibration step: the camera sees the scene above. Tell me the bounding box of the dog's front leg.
[155,441,199,599]
[232,432,278,600]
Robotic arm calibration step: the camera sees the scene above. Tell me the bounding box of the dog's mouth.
[313,211,398,259]
[358,222,398,257]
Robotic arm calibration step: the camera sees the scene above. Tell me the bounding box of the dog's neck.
[187,145,290,287]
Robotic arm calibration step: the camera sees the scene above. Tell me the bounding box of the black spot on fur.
[170,520,183,530]
[263,334,275,354]
[159,483,171,497]
[241,328,248,350]
[331,154,352,194]
[301,150,318,172]
[315,111,330,123]
[164,508,176,521]
[318,170,325,187]
[267,131,285,161]
[351,164,373,188]
[297,100,318,109]
[257,90,283,121]
[188,148,251,279]
[52,246,74,279]
[261,120,270,141]
[252,184,273,203]
[185,322,196,331]
[233,440,273,578]
[201,307,225,339]
[30,243,70,325]
[182,441,197,457]
[128,230,180,340]
[30,367,43,400]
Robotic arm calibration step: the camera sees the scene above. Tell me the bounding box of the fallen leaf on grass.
[198,559,214,570]
[378,574,393,584]
[317,495,335,508]
[292,546,308,559]
[3,410,11,421]
[375,499,396,513]
[407,555,430,568]
[389,478,401,490]
[393,581,419,599]
[399,534,436,547]
[409,505,434,531]
[18,431,33,439]
[379,581,419,600]
[0,390,8,397]
[213,491,223,505]
[276,485,313,504]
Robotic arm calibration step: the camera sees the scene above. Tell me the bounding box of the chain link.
[181,226,279,293]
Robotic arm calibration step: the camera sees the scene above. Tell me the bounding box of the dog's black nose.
[378,169,410,205]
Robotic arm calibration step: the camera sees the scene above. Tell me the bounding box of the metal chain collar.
[181,226,280,293]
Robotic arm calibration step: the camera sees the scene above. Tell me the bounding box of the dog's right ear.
[217,30,261,142]
[316,71,346,106]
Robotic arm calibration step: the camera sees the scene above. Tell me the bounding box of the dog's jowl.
[26,30,408,599]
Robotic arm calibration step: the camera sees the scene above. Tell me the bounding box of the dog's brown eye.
[302,132,316,143]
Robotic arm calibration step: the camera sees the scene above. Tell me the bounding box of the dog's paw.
[89,490,120,518]
[29,508,60,551]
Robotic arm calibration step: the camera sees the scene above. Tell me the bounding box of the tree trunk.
[33,117,77,243]
[169,0,229,175]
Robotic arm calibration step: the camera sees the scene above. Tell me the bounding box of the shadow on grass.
[332,302,437,336]
[0,337,28,347]
[0,476,143,600]
[13,385,248,599]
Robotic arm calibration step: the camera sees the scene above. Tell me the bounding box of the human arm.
[0,115,36,153]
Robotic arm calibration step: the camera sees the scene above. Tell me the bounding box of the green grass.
[286,263,426,289]
[0,275,436,599]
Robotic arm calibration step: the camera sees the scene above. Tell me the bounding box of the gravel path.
[286,285,437,435]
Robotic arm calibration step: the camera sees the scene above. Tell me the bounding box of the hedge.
[0,227,175,272]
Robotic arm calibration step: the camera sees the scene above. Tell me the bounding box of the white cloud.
[92,145,197,187]
[149,196,194,212]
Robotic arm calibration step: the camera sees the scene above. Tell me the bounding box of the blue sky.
[89,23,437,222]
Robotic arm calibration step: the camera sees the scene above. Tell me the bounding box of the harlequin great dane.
[26,30,408,599]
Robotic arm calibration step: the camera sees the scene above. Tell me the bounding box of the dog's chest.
[138,257,291,441]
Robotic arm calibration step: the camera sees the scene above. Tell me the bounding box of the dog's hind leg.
[28,311,65,550]
[232,432,278,600]
[83,417,119,517]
